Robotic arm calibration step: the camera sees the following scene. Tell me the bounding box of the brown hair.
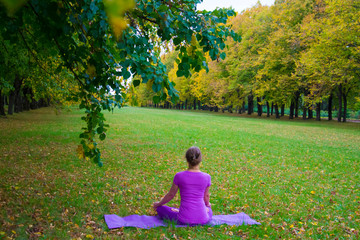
[186,146,202,166]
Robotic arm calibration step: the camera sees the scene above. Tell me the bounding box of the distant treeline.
[0,75,51,116]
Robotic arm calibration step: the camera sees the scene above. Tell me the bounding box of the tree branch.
[0,41,9,54]
[53,37,86,89]
[18,29,51,76]
[131,10,158,24]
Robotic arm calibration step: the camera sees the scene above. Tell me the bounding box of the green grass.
[0,107,359,239]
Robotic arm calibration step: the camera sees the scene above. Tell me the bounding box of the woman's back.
[153,146,212,225]
[174,171,211,224]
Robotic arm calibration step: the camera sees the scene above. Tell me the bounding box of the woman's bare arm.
[153,183,179,208]
[204,186,211,207]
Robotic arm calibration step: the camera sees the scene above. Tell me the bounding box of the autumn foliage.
[129,0,360,122]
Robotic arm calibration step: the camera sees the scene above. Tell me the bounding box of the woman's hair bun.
[186,146,202,166]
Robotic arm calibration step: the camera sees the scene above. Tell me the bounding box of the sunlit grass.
[0,107,359,239]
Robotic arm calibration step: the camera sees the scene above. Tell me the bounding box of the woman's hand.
[153,202,161,209]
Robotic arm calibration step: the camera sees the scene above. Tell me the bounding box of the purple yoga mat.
[104,212,260,229]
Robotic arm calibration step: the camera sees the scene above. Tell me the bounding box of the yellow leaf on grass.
[310,191,315,195]
[311,222,318,226]
[86,234,94,239]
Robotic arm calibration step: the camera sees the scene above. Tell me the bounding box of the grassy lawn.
[0,106,359,239]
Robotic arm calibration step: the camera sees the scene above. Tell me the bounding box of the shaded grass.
[0,107,359,239]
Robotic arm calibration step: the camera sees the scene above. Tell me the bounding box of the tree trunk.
[266,101,270,117]
[281,105,285,117]
[316,103,321,121]
[343,92,347,122]
[294,92,300,118]
[247,94,253,115]
[308,107,313,119]
[271,103,274,116]
[275,104,280,119]
[257,97,262,116]
[214,106,219,112]
[193,99,196,110]
[289,100,294,119]
[337,84,342,122]
[8,90,15,115]
[13,75,23,113]
[14,95,21,113]
[242,101,246,113]
[0,90,5,116]
[185,99,188,110]
[30,89,38,110]
[23,87,31,111]
[328,93,333,121]
[302,104,307,120]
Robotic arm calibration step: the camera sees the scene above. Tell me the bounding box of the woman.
[153,146,212,225]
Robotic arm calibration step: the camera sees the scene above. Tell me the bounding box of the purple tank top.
[173,171,211,224]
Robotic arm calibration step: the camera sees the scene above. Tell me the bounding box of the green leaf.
[133,79,140,87]
[152,83,161,93]
[122,70,131,79]
[153,95,160,103]
[173,37,181,45]
[220,52,226,60]
[99,133,106,140]
[176,70,184,77]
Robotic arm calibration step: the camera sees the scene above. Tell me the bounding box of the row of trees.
[128,0,360,122]
[0,44,78,116]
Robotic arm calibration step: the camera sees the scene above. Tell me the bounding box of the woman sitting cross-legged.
[153,146,212,225]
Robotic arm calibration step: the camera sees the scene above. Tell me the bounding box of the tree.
[1,0,238,165]
[223,4,273,115]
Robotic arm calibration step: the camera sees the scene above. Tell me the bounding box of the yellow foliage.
[108,16,129,39]
[86,64,97,79]
[88,143,95,150]
[76,145,85,159]
[103,0,135,39]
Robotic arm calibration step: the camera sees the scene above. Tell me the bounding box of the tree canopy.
[0,0,239,166]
